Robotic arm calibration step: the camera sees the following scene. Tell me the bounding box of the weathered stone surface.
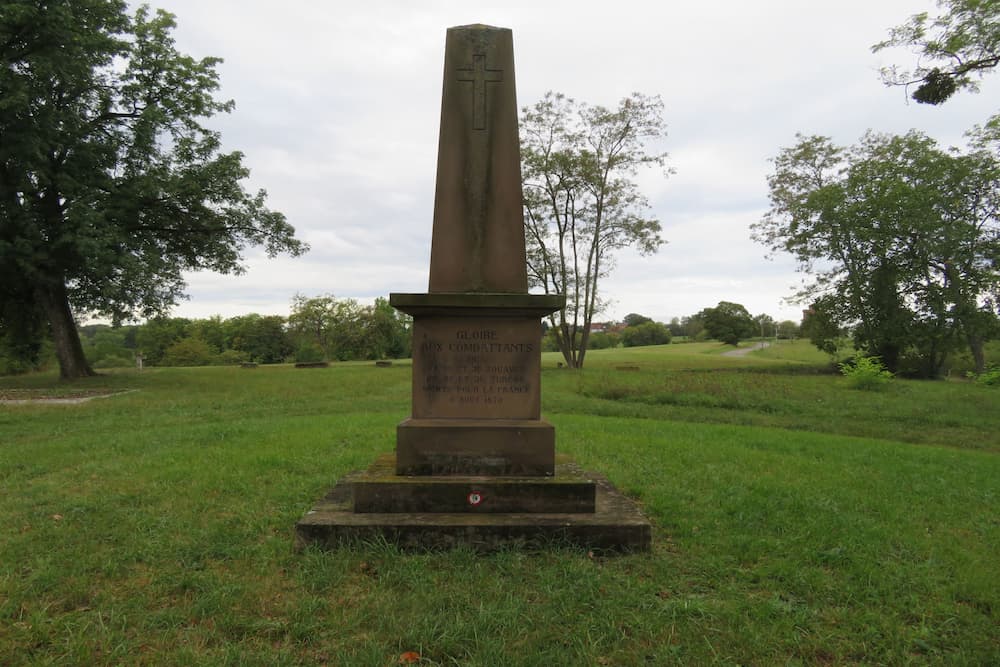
[428,25,526,294]
[388,295,561,476]
[396,418,555,476]
[353,454,594,513]
[389,292,564,318]
[295,458,651,553]
[409,317,542,420]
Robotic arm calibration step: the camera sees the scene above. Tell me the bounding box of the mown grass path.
[1,343,998,665]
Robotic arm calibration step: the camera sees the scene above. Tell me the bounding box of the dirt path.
[0,389,137,405]
[721,341,771,357]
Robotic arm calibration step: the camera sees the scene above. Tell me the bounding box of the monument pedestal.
[391,292,562,477]
[296,455,651,552]
[396,418,556,476]
[294,293,651,552]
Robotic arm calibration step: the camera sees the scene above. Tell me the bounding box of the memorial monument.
[296,25,650,551]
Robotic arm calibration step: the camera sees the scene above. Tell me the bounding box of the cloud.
[116,0,1000,326]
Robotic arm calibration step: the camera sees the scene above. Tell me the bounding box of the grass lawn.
[1,343,998,665]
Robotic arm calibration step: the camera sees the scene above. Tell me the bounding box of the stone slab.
[295,460,652,553]
[410,316,542,420]
[389,292,565,318]
[396,418,555,476]
[353,454,595,513]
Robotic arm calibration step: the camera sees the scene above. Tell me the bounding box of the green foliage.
[699,301,755,346]
[840,356,894,391]
[80,324,136,367]
[755,130,1000,376]
[0,0,306,378]
[0,296,48,374]
[365,297,412,360]
[287,294,409,362]
[294,342,326,364]
[776,319,800,339]
[970,365,1000,385]
[214,349,250,366]
[521,91,670,368]
[620,321,671,347]
[135,317,191,365]
[585,331,620,349]
[622,313,653,327]
[2,347,999,664]
[92,354,134,369]
[874,0,1000,104]
[224,314,292,363]
[160,336,215,367]
[800,296,846,357]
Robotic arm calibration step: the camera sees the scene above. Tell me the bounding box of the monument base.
[396,418,555,476]
[295,454,651,553]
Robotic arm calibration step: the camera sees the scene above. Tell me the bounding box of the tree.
[873,0,1000,104]
[224,313,291,363]
[287,295,410,362]
[776,319,801,339]
[753,313,776,339]
[80,323,135,366]
[0,1,306,379]
[754,130,1000,375]
[520,91,670,369]
[0,287,47,374]
[135,317,189,365]
[622,312,653,327]
[586,331,621,349]
[361,297,411,360]
[680,313,706,340]
[159,335,214,367]
[620,321,671,347]
[800,296,846,357]
[699,301,755,346]
[667,316,685,337]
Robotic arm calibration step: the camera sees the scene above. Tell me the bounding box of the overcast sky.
[137,0,999,325]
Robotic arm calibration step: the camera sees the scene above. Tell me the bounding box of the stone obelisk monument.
[390,25,563,477]
[295,25,650,551]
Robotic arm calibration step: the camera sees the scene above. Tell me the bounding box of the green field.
[2,342,998,665]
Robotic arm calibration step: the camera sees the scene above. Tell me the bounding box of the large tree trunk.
[968,333,986,375]
[36,280,95,379]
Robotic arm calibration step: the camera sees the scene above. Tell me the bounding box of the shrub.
[840,355,893,390]
[587,332,621,349]
[294,343,325,363]
[214,349,250,366]
[93,354,135,369]
[160,337,214,367]
[621,321,671,347]
[969,366,1000,387]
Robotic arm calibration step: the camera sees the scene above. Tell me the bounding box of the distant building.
[590,321,626,334]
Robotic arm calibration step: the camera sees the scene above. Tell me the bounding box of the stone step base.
[295,458,651,553]
[353,454,595,513]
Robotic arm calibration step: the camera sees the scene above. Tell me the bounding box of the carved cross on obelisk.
[457,54,502,130]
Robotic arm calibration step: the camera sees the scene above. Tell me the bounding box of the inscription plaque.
[411,317,541,420]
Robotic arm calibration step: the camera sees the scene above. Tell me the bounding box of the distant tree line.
[3,292,807,374]
[539,306,801,354]
[0,295,410,373]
